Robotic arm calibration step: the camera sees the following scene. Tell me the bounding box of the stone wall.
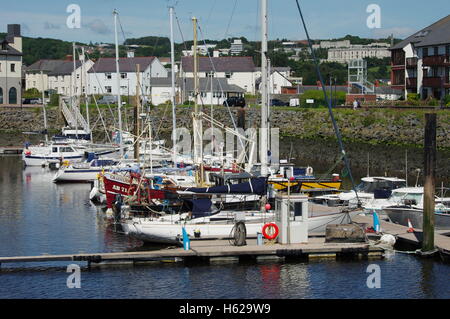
[1,106,449,149]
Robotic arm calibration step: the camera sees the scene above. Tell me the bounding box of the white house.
[256,71,294,95]
[0,24,22,105]
[26,56,95,97]
[181,56,257,94]
[87,56,167,96]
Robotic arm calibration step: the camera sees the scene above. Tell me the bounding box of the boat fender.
[262,223,279,240]
[194,229,201,238]
[379,234,396,247]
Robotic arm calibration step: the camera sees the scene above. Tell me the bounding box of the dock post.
[421,113,436,255]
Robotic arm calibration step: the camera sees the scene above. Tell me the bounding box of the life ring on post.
[262,223,279,240]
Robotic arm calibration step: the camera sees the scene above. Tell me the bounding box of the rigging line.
[84,51,117,124]
[223,0,239,40]
[206,0,218,28]
[116,13,155,100]
[197,23,247,157]
[174,12,189,52]
[294,0,361,205]
[75,48,113,143]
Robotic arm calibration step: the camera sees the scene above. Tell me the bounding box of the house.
[0,24,22,105]
[181,56,256,94]
[149,76,245,106]
[390,14,450,100]
[26,59,67,92]
[49,58,94,96]
[87,56,167,96]
[26,57,94,96]
[256,70,294,95]
[183,77,246,105]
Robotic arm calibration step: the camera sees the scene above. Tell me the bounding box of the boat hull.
[384,207,450,230]
[122,211,354,245]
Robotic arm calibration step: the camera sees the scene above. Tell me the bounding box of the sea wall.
[1,106,449,149]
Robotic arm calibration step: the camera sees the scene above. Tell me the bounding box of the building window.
[9,87,17,104]
[434,47,439,56]
[106,73,112,79]
[206,72,214,78]
[121,73,127,79]
[225,72,233,78]
[105,86,112,93]
[423,48,429,57]
[10,64,15,72]
[0,87,3,104]
[77,74,80,79]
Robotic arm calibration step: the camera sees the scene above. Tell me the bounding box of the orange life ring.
[262,223,279,240]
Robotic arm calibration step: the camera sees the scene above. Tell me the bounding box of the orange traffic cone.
[407,219,414,233]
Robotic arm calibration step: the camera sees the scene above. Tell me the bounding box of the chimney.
[7,24,22,53]
[65,55,73,61]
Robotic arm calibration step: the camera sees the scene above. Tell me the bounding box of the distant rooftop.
[391,14,450,50]
[181,56,255,73]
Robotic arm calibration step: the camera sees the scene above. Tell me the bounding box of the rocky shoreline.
[0,106,449,149]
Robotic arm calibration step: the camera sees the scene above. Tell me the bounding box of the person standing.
[353,99,358,110]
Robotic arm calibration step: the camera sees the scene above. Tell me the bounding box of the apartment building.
[390,14,450,99]
[0,24,22,105]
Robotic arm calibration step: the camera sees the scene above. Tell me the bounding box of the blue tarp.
[184,198,213,218]
[186,177,267,196]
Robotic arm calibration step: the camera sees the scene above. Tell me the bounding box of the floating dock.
[0,237,384,269]
[0,147,23,155]
[352,214,450,260]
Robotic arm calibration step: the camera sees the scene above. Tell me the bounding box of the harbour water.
[0,141,449,299]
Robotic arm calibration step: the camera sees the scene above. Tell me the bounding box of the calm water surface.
[0,153,449,299]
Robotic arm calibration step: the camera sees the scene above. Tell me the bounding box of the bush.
[49,93,60,106]
[23,88,41,99]
[407,93,419,101]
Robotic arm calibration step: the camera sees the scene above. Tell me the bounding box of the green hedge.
[300,90,346,108]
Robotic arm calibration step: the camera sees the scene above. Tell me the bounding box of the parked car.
[270,99,289,106]
[97,96,118,105]
[223,96,246,107]
[22,98,41,105]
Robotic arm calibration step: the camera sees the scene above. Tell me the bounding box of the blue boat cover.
[186,177,267,195]
[184,198,213,218]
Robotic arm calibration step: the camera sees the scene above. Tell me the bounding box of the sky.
[0,0,449,44]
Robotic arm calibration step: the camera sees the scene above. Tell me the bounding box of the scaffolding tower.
[348,59,375,94]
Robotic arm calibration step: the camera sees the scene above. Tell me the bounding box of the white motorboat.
[53,158,123,183]
[380,187,450,230]
[312,176,406,208]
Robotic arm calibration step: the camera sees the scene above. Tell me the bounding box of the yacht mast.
[73,42,78,138]
[40,70,48,143]
[260,0,269,176]
[169,6,177,166]
[192,17,203,182]
[113,9,123,157]
[82,46,91,141]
